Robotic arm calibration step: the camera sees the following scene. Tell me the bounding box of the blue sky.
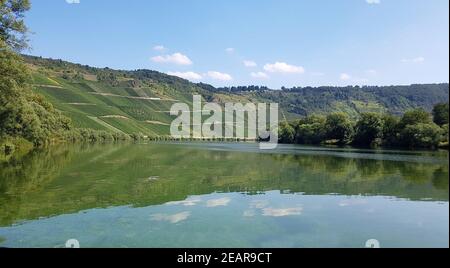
[25,0,449,88]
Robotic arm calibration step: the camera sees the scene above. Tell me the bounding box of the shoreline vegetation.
[278,105,449,150]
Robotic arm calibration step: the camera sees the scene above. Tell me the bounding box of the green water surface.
[0,142,448,248]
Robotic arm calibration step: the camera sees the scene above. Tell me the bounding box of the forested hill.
[22,55,449,135]
[204,84,449,118]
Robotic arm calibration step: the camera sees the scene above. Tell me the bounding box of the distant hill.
[23,55,449,135]
[226,84,449,120]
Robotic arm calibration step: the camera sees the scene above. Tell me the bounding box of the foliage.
[353,113,384,147]
[278,122,295,143]
[432,102,449,126]
[0,40,71,145]
[293,115,326,144]
[0,0,30,50]
[399,108,432,128]
[324,112,354,145]
[399,123,442,149]
[279,103,449,149]
[246,84,449,118]
[381,114,400,147]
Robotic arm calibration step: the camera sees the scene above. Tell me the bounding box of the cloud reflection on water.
[206,197,231,207]
[150,211,191,223]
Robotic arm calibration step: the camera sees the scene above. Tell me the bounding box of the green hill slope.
[23,55,449,136]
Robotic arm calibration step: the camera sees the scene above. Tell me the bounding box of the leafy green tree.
[296,123,326,144]
[353,113,384,147]
[324,112,354,144]
[381,114,400,146]
[400,123,442,148]
[279,122,295,144]
[0,43,72,145]
[399,108,432,128]
[294,115,326,144]
[297,114,326,126]
[0,0,31,50]
[432,103,449,126]
[441,124,449,144]
[1,3,73,147]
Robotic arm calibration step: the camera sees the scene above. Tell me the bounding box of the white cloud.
[262,207,303,217]
[66,0,80,3]
[167,71,203,81]
[206,197,231,207]
[263,62,305,74]
[340,73,351,81]
[151,212,190,224]
[206,71,233,81]
[153,45,166,51]
[250,72,269,79]
[401,57,425,63]
[151,52,193,65]
[366,0,380,4]
[225,48,235,54]
[243,60,257,67]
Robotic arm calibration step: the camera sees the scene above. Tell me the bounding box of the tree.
[324,112,354,144]
[441,124,449,145]
[399,108,432,128]
[0,40,39,141]
[296,123,326,144]
[0,0,31,51]
[432,103,449,126]
[294,115,326,144]
[400,123,442,148]
[297,114,326,126]
[279,122,295,144]
[353,113,384,147]
[381,114,400,146]
[1,4,73,147]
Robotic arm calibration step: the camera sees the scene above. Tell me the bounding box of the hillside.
[208,84,449,120]
[23,55,449,136]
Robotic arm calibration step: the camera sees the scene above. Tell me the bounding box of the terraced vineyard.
[30,70,183,136]
[24,55,449,137]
